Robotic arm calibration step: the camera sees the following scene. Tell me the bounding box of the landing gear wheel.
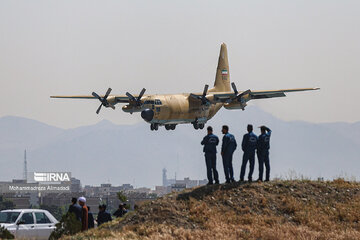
[193,123,199,130]
[199,123,205,129]
[165,125,171,130]
[150,124,154,131]
[154,124,159,131]
[171,124,176,130]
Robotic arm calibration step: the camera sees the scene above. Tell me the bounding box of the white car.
[0,209,58,239]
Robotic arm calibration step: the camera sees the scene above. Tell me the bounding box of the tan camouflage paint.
[50,43,319,126]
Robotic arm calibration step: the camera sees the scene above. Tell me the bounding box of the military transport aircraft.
[51,43,319,131]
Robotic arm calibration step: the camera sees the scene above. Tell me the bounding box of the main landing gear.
[165,124,176,130]
[150,123,159,131]
[192,122,205,130]
[150,123,177,131]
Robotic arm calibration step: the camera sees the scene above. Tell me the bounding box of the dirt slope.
[64,180,360,240]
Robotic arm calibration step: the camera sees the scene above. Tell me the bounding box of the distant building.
[162,168,167,187]
[70,177,81,193]
[162,169,208,192]
[12,179,27,184]
[5,195,30,209]
[162,168,176,187]
[84,183,134,197]
[153,186,168,196]
[171,183,186,192]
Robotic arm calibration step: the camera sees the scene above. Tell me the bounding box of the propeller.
[231,82,251,103]
[92,88,115,114]
[200,84,210,105]
[190,85,211,105]
[126,88,146,106]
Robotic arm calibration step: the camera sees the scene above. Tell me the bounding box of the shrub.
[117,191,127,203]
[49,212,81,240]
[0,196,15,211]
[0,226,14,239]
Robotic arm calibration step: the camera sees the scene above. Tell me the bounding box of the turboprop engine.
[92,88,116,114]
[224,102,247,110]
[122,104,143,113]
[122,88,146,114]
[224,83,251,110]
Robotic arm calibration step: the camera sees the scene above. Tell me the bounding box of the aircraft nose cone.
[141,109,154,122]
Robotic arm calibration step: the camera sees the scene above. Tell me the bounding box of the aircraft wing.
[211,87,319,103]
[50,95,131,103]
[249,88,320,99]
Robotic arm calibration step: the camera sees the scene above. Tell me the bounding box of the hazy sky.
[0,0,359,128]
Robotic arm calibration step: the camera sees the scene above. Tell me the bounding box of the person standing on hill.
[87,206,94,229]
[221,125,237,183]
[97,204,112,226]
[201,126,220,185]
[67,197,81,221]
[113,203,128,218]
[78,197,88,231]
[240,124,258,182]
[257,126,272,182]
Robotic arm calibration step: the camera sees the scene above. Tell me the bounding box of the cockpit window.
[144,100,155,105]
[155,99,162,105]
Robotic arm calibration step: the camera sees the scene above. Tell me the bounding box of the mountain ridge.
[0,107,359,187]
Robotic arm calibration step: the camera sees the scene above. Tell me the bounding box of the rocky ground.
[64,179,360,240]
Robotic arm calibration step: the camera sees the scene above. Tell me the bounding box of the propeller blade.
[96,104,103,114]
[126,92,136,101]
[104,88,112,99]
[202,85,209,97]
[231,82,238,95]
[137,88,146,100]
[92,92,102,101]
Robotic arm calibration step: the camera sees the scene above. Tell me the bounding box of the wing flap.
[250,92,286,99]
[212,93,236,102]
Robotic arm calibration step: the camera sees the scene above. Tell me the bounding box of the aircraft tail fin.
[211,43,231,92]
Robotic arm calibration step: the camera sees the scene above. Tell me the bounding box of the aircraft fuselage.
[122,93,223,126]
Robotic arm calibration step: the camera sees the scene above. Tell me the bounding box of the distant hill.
[62,180,360,239]
[0,107,359,187]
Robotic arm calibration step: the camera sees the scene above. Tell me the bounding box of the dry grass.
[63,180,360,240]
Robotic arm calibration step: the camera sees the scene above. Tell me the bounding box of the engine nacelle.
[224,102,247,110]
[122,104,143,113]
[106,96,116,105]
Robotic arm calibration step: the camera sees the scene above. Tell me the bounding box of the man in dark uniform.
[97,204,112,226]
[201,126,220,185]
[221,125,237,183]
[68,197,81,221]
[257,126,272,182]
[113,203,128,218]
[240,124,258,182]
